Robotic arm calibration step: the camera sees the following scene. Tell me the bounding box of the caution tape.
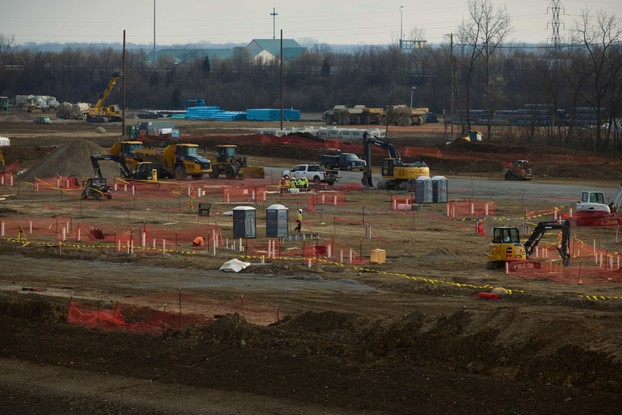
[5,237,620,301]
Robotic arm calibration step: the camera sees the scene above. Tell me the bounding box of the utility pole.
[153,0,157,68]
[449,33,455,139]
[271,7,278,40]
[399,6,403,49]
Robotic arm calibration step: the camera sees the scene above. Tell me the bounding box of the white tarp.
[0,136,10,147]
[219,258,251,273]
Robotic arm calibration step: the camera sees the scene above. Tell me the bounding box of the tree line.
[0,1,621,154]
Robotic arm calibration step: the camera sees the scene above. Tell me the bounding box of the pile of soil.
[17,140,119,182]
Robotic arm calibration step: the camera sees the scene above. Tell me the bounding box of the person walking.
[295,208,303,233]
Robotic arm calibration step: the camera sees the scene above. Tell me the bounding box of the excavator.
[487,219,571,269]
[361,131,429,189]
[86,72,122,123]
[574,186,622,226]
[82,154,157,199]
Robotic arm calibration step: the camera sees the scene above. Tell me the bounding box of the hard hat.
[298,208,302,213]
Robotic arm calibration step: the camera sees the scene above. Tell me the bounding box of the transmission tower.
[547,0,565,46]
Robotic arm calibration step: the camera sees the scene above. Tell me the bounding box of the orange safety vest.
[193,236,205,246]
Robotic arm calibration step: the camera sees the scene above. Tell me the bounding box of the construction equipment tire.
[225,165,238,179]
[210,165,220,178]
[174,166,187,179]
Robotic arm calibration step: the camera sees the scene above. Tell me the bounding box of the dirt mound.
[17,140,119,182]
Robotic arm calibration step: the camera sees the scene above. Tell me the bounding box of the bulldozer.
[209,144,265,179]
[487,220,571,269]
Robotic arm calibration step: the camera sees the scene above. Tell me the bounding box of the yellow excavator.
[361,131,429,189]
[87,72,122,123]
[487,220,571,269]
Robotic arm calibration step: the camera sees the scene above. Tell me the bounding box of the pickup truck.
[282,163,338,186]
[320,153,366,171]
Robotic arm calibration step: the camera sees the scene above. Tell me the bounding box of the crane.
[86,72,122,123]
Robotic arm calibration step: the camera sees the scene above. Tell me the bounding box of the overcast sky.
[1,0,620,46]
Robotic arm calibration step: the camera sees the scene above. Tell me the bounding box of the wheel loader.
[209,145,265,179]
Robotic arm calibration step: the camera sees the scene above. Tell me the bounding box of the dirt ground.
[1,114,622,414]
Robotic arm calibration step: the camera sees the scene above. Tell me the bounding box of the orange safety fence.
[0,216,74,240]
[222,185,268,202]
[0,172,15,187]
[391,195,413,211]
[244,237,368,265]
[67,300,213,334]
[447,200,496,218]
[33,175,81,190]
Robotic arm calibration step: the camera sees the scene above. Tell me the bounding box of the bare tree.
[571,9,622,152]
[457,0,511,137]
[0,34,15,57]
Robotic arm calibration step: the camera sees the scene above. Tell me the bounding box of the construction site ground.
[1,114,622,414]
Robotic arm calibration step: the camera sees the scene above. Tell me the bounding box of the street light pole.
[410,87,416,108]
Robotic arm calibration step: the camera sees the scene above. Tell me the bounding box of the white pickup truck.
[282,163,338,186]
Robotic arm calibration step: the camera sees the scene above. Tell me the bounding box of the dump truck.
[209,144,265,179]
[386,105,429,126]
[109,140,145,170]
[134,143,211,179]
[322,105,385,125]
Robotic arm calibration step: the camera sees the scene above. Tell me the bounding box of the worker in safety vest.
[290,178,298,192]
[280,175,290,193]
[297,177,308,190]
[295,208,303,233]
[193,235,206,247]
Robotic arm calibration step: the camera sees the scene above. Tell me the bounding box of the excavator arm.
[362,133,400,188]
[523,220,571,266]
[91,154,134,179]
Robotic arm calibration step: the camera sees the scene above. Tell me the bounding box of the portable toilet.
[413,176,433,204]
[431,176,448,203]
[266,204,289,237]
[232,206,256,239]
